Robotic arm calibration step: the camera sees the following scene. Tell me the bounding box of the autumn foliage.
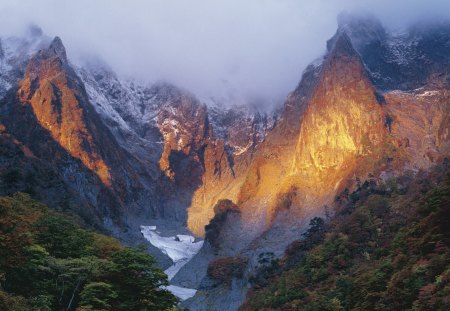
[241,165,450,311]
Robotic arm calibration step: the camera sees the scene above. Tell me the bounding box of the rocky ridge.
[0,15,449,311]
[180,15,450,310]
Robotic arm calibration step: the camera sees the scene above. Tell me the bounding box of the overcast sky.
[0,0,449,107]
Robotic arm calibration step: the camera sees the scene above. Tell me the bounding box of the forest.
[0,193,178,311]
[241,165,450,311]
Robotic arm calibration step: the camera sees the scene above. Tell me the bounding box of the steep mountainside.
[186,17,449,242]
[0,14,449,311]
[76,57,279,234]
[0,35,161,234]
[241,164,450,311]
[0,27,279,241]
[180,16,450,311]
[17,37,112,185]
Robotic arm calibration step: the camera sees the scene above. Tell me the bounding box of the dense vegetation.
[0,193,177,311]
[207,256,248,286]
[241,165,450,311]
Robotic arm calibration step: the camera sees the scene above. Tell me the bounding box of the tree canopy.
[0,193,177,311]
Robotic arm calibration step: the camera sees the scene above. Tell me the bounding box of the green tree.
[6,244,54,298]
[110,247,177,310]
[0,290,29,311]
[33,213,93,259]
[50,256,113,311]
[0,193,46,268]
[0,194,177,311]
[79,282,117,310]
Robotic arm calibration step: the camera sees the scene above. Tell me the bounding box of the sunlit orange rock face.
[17,37,111,186]
[233,32,388,227]
[288,32,387,211]
[187,151,242,236]
[186,30,450,237]
[384,85,450,169]
[180,108,271,236]
[187,31,388,234]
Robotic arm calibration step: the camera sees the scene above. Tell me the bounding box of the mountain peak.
[47,36,67,60]
[335,12,386,50]
[38,36,68,64]
[337,12,382,29]
[327,30,357,57]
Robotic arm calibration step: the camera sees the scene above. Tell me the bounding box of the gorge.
[0,9,449,311]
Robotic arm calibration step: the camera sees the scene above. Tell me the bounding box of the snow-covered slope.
[77,60,280,161]
[0,26,50,98]
[208,102,279,156]
[76,64,166,168]
[141,225,204,300]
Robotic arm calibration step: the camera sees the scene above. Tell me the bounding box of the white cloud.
[0,0,449,106]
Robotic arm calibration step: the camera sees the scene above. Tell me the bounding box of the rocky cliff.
[186,16,450,242]
[0,35,162,234]
[180,16,450,310]
[0,15,449,311]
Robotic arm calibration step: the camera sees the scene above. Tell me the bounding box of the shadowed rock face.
[0,36,162,230]
[338,13,450,91]
[150,86,236,226]
[0,122,103,227]
[204,199,241,252]
[157,91,216,187]
[0,16,449,311]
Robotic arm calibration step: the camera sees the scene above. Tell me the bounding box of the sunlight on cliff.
[18,56,111,187]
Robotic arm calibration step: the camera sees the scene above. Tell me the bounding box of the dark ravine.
[0,13,449,311]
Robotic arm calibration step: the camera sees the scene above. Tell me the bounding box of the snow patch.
[140,225,204,301]
[418,90,439,97]
[166,285,198,301]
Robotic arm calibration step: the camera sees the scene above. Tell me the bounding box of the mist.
[1,0,449,107]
